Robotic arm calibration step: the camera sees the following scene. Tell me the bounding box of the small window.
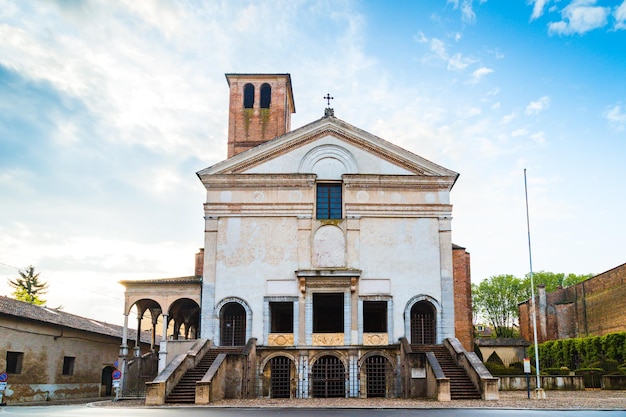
[243,83,254,108]
[62,356,75,376]
[316,183,342,220]
[270,302,293,333]
[260,83,271,108]
[363,301,387,333]
[6,351,23,374]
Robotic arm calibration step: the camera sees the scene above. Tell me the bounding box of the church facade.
[121,73,481,401]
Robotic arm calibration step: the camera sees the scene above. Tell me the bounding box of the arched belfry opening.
[243,83,254,108]
[410,301,436,345]
[260,83,271,108]
[220,302,246,346]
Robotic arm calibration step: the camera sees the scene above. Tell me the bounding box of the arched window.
[260,83,271,108]
[243,83,254,108]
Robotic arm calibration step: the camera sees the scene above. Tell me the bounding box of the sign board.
[114,359,119,369]
[112,370,122,380]
[0,372,7,382]
[0,382,7,391]
[523,358,531,374]
[112,380,121,388]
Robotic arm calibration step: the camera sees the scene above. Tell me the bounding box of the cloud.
[469,66,493,84]
[604,104,626,131]
[548,0,610,35]
[615,1,626,29]
[525,96,550,115]
[448,0,477,23]
[529,0,550,21]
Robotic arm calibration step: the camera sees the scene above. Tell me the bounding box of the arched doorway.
[410,301,436,345]
[220,302,246,346]
[364,355,392,398]
[101,366,115,396]
[311,355,346,398]
[269,356,292,398]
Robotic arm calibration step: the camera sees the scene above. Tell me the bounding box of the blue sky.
[1,0,625,323]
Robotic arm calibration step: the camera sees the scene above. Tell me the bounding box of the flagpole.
[524,169,545,398]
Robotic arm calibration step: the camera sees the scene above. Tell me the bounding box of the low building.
[474,338,530,367]
[0,296,150,404]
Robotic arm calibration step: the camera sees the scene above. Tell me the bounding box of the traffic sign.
[112,380,121,388]
[0,372,7,382]
[112,370,122,380]
[0,382,7,391]
[114,359,119,369]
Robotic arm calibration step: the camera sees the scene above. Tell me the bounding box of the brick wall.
[225,74,295,158]
[519,262,626,342]
[452,244,473,351]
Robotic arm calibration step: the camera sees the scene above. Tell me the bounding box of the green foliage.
[472,274,524,337]
[521,271,593,300]
[529,332,626,371]
[484,362,530,376]
[8,265,48,305]
[543,367,570,375]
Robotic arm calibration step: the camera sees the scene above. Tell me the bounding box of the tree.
[8,265,48,305]
[473,274,525,338]
[521,271,594,300]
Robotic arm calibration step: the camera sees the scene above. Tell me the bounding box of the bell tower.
[225,73,296,158]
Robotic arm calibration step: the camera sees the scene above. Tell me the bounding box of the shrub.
[543,367,570,376]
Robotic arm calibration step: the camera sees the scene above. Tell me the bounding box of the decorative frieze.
[312,333,344,346]
[268,333,294,346]
[363,333,388,346]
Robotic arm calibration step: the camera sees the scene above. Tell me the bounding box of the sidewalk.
[92,390,625,410]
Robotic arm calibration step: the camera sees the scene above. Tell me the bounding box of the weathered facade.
[519,262,626,343]
[0,296,149,404]
[123,73,489,402]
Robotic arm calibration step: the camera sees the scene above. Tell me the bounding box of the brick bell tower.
[225,73,296,158]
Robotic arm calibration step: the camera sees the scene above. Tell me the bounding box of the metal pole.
[524,169,542,391]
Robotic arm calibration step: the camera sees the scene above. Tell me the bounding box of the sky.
[1,0,625,325]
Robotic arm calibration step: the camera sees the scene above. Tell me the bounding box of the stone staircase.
[411,344,481,400]
[165,347,243,404]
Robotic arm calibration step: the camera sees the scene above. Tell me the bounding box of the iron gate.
[270,356,292,398]
[221,303,246,346]
[365,355,390,398]
[410,302,435,345]
[311,356,346,398]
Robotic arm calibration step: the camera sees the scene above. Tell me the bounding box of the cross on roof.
[323,93,334,107]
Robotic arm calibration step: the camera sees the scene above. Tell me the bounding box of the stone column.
[200,217,218,340]
[158,313,168,373]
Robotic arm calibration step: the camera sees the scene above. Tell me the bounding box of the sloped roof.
[474,337,531,347]
[0,295,150,343]
[198,114,459,185]
[119,275,202,286]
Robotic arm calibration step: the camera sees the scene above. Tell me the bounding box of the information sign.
[523,358,531,374]
[0,382,7,391]
[112,380,121,388]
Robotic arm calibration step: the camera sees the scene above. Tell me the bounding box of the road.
[1,406,624,417]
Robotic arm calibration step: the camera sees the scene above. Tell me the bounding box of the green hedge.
[528,332,626,370]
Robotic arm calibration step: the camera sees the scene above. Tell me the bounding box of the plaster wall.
[0,316,127,403]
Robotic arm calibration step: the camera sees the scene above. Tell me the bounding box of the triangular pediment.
[198,115,458,182]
